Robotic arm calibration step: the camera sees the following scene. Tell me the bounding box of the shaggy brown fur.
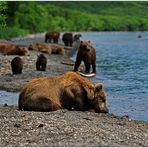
[0,42,29,56]
[28,43,65,55]
[18,72,108,113]
[74,40,96,73]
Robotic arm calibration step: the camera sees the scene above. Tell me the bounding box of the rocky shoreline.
[0,33,77,92]
[0,34,148,146]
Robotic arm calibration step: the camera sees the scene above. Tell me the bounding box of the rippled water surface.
[79,32,148,122]
[0,32,148,122]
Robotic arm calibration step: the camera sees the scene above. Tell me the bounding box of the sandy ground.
[0,34,148,146]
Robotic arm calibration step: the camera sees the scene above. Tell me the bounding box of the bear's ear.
[87,40,91,44]
[81,41,83,44]
[95,83,103,92]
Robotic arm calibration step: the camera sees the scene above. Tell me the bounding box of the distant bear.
[36,54,47,71]
[28,43,65,55]
[0,42,29,56]
[62,33,73,47]
[6,47,29,56]
[28,43,52,55]
[11,57,23,75]
[74,34,82,41]
[18,72,108,113]
[50,45,65,55]
[45,32,60,43]
[74,40,96,73]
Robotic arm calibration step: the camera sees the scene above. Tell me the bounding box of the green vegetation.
[0,2,7,28]
[0,1,148,39]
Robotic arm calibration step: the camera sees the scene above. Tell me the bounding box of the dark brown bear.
[18,72,108,113]
[45,32,60,43]
[74,40,96,73]
[11,57,23,75]
[62,33,73,47]
[36,54,47,71]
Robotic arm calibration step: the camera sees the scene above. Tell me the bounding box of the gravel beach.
[0,34,148,146]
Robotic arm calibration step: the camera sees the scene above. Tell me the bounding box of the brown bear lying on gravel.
[18,72,109,113]
[28,43,65,55]
[0,42,29,56]
[11,57,23,75]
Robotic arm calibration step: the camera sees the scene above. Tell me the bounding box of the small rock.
[38,123,44,128]
[14,123,21,128]
[3,103,8,107]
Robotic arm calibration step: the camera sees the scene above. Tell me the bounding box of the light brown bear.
[50,45,65,55]
[0,42,29,56]
[28,43,52,55]
[18,72,108,113]
[28,43,65,55]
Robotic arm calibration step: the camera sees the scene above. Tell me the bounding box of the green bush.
[0,27,29,40]
[1,1,148,40]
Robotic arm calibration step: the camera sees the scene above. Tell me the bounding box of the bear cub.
[36,54,47,71]
[11,57,23,75]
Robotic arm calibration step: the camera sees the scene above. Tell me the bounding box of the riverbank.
[0,105,148,147]
[0,33,77,92]
[0,34,148,146]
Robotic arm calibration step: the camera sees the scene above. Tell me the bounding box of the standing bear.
[74,40,96,74]
[36,54,47,71]
[45,32,60,43]
[11,57,23,75]
[62,33,73,47]
[18,72,108,113]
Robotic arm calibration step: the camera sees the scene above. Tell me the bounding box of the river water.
[76,32,148,122]
[0,32,148,122]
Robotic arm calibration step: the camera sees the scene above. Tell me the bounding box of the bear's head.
[92,83,109,113]
[79,40,91,53]
[19,47,30,56]
[28,43,38,51]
